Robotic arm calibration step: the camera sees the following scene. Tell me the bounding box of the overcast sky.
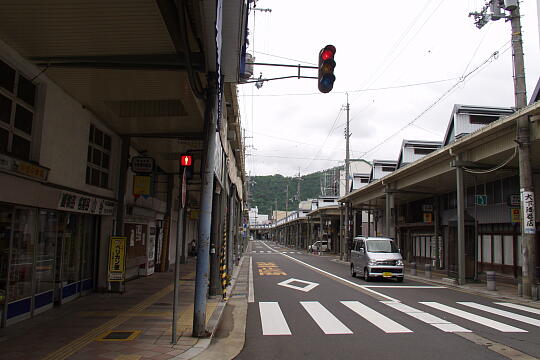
[238,0,540,177]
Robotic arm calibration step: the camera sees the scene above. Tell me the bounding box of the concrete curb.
[173,254,248,360]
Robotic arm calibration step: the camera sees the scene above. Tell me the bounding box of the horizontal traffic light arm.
[243,75,317,83]
[246,62,318,69]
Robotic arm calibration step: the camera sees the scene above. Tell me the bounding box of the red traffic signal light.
[318,45,336,93]
[180,155,192,166]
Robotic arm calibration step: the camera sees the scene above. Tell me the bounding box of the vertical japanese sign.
[108,237,127,282]
[521,190,536,234]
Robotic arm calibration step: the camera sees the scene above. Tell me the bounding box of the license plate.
[382,272,393,277]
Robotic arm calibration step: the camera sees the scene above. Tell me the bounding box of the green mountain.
[249,167,341,216]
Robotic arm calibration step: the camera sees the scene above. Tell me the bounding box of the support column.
[193,73,218,337]
[456,160,466,285]
[385,185,391,238]
[434,196,440,269]
[115,135,130,236]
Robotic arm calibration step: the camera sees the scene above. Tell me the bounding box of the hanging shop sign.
[131,156,154,173]
[58,191,115,215]
[511,208,520,224]
[133,175,152,197]
[108,237,127,282]
[423,212,433,224]
[521,190,536,234]
[508,194,520,207]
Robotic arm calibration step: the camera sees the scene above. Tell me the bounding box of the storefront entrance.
[0,204,97,327]
[447,225,476,280]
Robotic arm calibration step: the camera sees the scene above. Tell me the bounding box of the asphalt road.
[234,240,540,360]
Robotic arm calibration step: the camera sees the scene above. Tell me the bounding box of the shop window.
[503,235,513,265]
[0,59,37,161]
[482,234,491,263]
[493,235,502,264]
[86,124,111,189]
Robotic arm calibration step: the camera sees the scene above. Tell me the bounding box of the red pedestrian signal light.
[180,155,192,166]
[318,45,336,93]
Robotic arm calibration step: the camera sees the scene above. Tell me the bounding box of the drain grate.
[96,330,141,341]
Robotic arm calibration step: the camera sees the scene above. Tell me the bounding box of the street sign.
[108,237,127,282]
[475,194,487,206]
[131,156,154,173]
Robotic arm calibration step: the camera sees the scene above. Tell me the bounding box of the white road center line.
[300,301,353,334]
[259,302,291,335]
[420,302,527,332]
[458,302,540,327]
[259,241,400,302]
[494,302,540,316]
[382,301,470,333]
[248,256,254,303]
[341,301,412,333]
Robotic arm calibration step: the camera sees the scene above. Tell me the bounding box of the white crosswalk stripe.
[494,302,540,316]
[300,301,353,334]
[257,301,533,336]
[420,302,527,332]
[342,301,412,333]
[259,302,291,335]
[381,301,470,332]
[458,302,540,327]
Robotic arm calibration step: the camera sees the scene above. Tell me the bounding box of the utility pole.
[470,0,536,297]
[342,93,351,261]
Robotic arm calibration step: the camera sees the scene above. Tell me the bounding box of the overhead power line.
[356,42,511,158]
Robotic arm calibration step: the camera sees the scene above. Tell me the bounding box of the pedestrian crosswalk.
[250,251,303,254]
[256,300,540,336]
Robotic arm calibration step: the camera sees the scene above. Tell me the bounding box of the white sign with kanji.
[521,190,536,234]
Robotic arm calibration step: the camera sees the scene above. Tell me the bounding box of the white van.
[350,237,404,282]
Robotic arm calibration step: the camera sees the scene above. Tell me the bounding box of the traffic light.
[179,154,193,179]
[318,45,336,93]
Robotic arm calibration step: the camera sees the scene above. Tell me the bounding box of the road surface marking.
[458,302,540,327]
[259,302,291,335]
[382,301,470,332]
[300,301,353,334]
[341,301,412,333]
[257,262,287,276]
[278,278,319,292]
[259,241,399,302]
[494,302,540,316]
[248,257,254,303]
[419,302,527,332]
[363,286,446,289]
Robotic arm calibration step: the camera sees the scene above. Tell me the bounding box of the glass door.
[80,215,96,293]
[59,214,82,302]
[0,205,13,327]
[6,208,36,324]
[34,210,57,314]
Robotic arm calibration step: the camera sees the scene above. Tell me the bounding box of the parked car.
[308,240,328,253]
[350,237,404,282]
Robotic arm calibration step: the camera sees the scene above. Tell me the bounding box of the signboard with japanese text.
[131,156,154,173]
[58,191,115,215]
[108,237,127,281]
[511,208,520,224]
[133,175,151,197]
[423,212,433,224]
[521,190,536,234]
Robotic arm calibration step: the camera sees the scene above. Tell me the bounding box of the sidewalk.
[0,257,234,360]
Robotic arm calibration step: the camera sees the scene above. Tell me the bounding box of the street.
[235,240,540,360]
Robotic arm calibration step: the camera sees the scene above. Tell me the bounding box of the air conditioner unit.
[503,0,518,11]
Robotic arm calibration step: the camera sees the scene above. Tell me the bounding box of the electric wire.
[355,43,510,159]
[463,147,517,174]
[302,108,343,174]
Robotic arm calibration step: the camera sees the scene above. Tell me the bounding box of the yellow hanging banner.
[133,175,151,196]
